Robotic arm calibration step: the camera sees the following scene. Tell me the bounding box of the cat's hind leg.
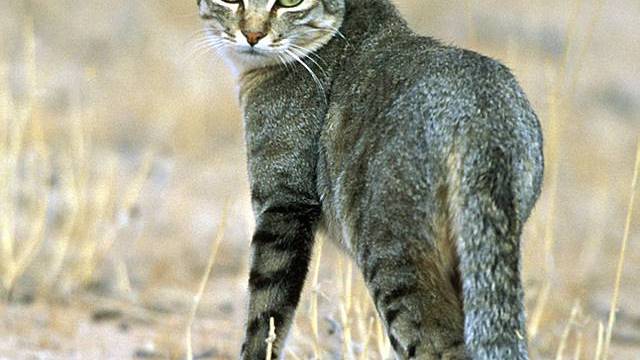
[357,225,468,360]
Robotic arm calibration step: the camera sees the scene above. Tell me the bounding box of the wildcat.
[196,0,544,359]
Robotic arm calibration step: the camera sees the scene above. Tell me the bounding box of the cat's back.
[335,34,534,123]
[330,32,539,148]
[323,33,543,220]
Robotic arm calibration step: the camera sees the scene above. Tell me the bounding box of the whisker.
[305,25,352,49]
[267,47,295,72]
[187,31,235,50]
[288,43,327,66]
[280,51,301,76]
[190,37,223,48]
[284,49,326,104]
[185,41,228,63]
[323,25,348,42]
[184,31,227,51]
[287,46,327,78]
[288,28,348,55]
[275,53,292,73]
[188,28,212,39]
[282,39,327,65]
[185,27,224,44]
[189,39,224,55]
[297,26,348,44]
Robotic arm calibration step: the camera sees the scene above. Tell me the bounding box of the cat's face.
[197,0,344,72]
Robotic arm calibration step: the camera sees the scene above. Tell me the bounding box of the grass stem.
[185,204,228,360]
[602,138,640,359]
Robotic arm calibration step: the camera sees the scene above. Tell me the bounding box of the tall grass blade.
[602,138,640,359]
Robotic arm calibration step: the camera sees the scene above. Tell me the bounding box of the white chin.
[218,47,280,74]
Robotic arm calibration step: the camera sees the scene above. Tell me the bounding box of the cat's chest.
[242,81,323,150]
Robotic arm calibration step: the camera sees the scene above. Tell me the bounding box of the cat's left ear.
[322,0,344,14]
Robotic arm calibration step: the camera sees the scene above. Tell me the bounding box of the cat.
[196,0,544,359]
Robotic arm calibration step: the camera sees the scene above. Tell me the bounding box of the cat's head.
[197,0,345,72]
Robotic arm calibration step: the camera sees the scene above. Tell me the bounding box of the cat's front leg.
[240,201,321,359]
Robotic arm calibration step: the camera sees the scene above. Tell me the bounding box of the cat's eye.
[221,0,240,3]
[276,0,303,8]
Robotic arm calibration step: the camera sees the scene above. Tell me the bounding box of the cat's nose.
[242,31,266,46]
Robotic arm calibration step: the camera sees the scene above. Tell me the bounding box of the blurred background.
[1,0,639,358]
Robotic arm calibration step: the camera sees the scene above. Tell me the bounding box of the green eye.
[276,0,303,8]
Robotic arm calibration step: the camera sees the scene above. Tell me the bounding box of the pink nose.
[242,31,266,46]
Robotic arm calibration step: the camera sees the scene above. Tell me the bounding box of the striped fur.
[196,0,544,359]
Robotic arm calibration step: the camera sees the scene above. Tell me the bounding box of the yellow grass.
[1,0,639,359]
[185,205,228,360]
[601,138,640,359]
[555,301,581,360]
[309,237,324,357]
[265,317,276,360]
[0,16,156,302]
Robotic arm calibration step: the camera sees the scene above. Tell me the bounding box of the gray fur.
[197,0,544,359]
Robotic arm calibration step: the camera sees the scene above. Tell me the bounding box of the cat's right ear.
[198,0,214,19]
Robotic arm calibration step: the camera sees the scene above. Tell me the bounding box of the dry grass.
[186,205,228,360]
[601,138,640,359]
[1,0,639,359]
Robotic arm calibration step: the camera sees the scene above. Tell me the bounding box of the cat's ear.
[322,0,345,14]
[198,0,213,19]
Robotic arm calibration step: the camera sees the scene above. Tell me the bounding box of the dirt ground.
[1,0,640,359]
